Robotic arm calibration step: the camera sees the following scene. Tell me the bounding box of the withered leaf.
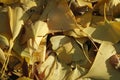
[8,6,24,41]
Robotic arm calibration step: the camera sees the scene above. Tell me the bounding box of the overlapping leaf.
[8,6,24,41]
[40,0,78,32]
[82,42,120,80]
[84,21,120,43]
[0,0,19,4]
[50,35,88,66]
[0,0,120,79]
[0,48,6,64]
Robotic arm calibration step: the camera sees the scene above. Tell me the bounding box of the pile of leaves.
[0,0,120,80]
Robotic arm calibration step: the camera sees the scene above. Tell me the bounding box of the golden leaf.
[8,6,24,40]
[50,36,86,64]
[82,42,120,80]
[0,0,19,4]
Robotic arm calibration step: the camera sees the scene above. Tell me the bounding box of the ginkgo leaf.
[76,0,93,9]
[66,66,82,80]
[82,42,120,80]
[0,0,19,4]
[64,28,86,38]
[8,6,24,41]
[50,36,86,64]
[20,0,37,22]
[40,0,78,32]
[20,0,36,8]
[46,58,71,80]
[32,36,46,63]
[37,53,56,79]
[84,21,120,43]
[76,12,92,27]
[31,21,49,37]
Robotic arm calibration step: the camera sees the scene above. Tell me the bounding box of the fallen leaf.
[95,0,120,17]
[76,12,92,27]
[77,0,93,9]
[0,7,12,39]
[84,21,120,43]
[40,0,78,32]
[82,42,120,80]
[0,34,9,50]
[37,53,56,79]
[31,21,49,37]
[0,0,19,4]
[50,35,86,64]
[66,66,83,80]
[8,6,24,41]
[46,58,71,80]
[0,48,6,64]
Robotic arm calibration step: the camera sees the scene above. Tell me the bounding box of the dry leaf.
[77,0,93,9]
[95,0,120,17]
[37,53,56,79]
[84,21,120,43]
[40,0,78,32]
[31,21,49,37]
[46,59,71,80]
[66,66,82,80]
[0,34,9,50]
[32,36,46,63]
[0,8,12,39]
[50,36,86,64]
[8,6,24,41]
[0,0,19,4]
[76,12,92,27]
[0,48,6,64]
[82,42,120,80]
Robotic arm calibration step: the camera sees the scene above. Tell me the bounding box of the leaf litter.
[0,0,120,80]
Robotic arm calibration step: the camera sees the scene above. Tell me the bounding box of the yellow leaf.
[31,21,49,37]
[0,0,19,4]
[84,21,120,43]
[46,58,71,80]
[38,53,56,79]
[8,6,24,41]
[32,36,46,63]
[82,42,120,80]
[0,34,9,50]
[50,36,86,64]
[77,0,93,9]
[0,48,6,64]
[66,66,82,80]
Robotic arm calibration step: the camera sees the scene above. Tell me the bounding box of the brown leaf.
[40,0,78,32]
